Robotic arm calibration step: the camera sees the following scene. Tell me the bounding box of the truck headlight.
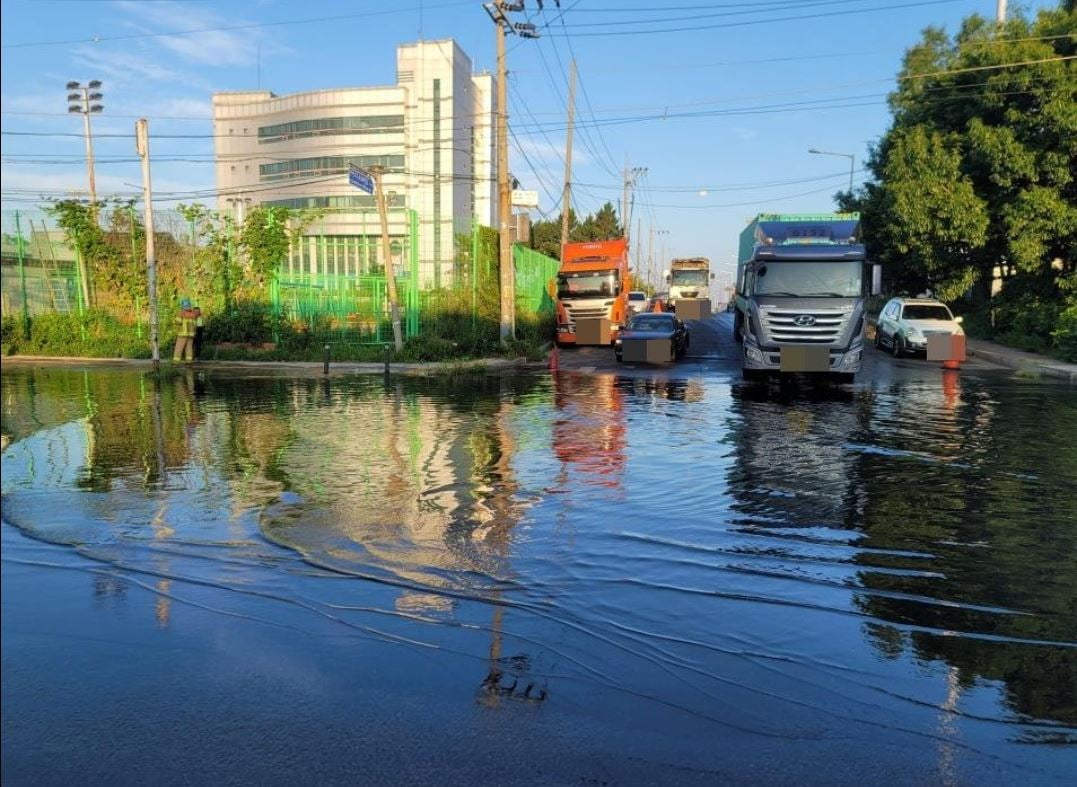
[745,346,764,364]
[840,350,861,367]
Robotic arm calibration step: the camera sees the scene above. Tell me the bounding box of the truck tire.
[733,310,744,344]
[831,372,855,385]
[891,335,904,358]
[742,368,766,382]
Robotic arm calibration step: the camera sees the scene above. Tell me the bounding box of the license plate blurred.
[780,346,829,372]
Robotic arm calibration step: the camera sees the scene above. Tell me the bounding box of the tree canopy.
[842,3,1076,357]
[529,201,624,260]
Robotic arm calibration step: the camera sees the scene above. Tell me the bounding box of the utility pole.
[484,1,536,341]
[647,224,655,290]
[622,163,646,248]
[135,119,160,372]
[560,58,577,255]
[996,0,1007,23]
[371,166,404,352]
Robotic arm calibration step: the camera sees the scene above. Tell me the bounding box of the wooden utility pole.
[135,118,160,372]
[371,166,404,351]
[560,58,577,255]
[495,12,514,340]
[483,1,536,341]
[648,224,655,289]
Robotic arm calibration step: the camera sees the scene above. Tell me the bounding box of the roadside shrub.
[3,309,165,358]
[1053,305,1077,363]
[202,300,279,345]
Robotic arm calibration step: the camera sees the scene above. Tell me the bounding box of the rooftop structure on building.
[213,39,495,288]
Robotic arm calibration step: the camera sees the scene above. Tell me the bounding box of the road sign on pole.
[349,164,374,194]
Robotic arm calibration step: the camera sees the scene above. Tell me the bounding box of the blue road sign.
[349,165,374,194]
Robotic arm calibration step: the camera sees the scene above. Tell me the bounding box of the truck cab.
[735,214,881,382]
[556,239,631,345]
[665,257,712,308]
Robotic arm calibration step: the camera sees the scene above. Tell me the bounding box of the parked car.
[614,312,690,362]
[875,297,964,357]
[627,290,651,314]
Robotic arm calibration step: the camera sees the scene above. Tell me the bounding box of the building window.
[263,195,405,210]
[257,115,405,143]
[259,154,405,181]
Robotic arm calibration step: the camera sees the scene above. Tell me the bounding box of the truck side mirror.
[871,264,882,296]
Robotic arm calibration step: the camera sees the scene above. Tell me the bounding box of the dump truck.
[734,213,880,383]
[664,257,713,309]
[555,239,631,345]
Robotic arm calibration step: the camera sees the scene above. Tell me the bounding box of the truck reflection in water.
[727,376,1077,733]
[552,373,626,494]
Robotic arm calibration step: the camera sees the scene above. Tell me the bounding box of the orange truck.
[555,239,631,345]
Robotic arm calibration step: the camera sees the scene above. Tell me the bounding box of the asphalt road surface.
[557,310,1006,383]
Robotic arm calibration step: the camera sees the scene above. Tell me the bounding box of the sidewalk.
[1,355,540,376]
[966,339,1077,384]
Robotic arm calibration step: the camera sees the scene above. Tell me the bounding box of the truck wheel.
[733,310,744,344]
[832,372,855,385]
[742,369,765,382]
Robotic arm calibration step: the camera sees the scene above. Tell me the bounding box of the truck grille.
[762,309,847,344]
[563,304,611,327]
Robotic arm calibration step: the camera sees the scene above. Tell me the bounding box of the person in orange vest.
[173,298,197,363]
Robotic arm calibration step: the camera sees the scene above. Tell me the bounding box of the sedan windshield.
[629,316,673,331]
[902,305,953,321]
[558,271,619,299]
[753,261,862,297]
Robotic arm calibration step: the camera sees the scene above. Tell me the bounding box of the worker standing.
[173,298,197,363]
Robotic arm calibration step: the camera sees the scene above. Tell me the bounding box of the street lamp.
[808,148,855,194]
[67,80,104,207]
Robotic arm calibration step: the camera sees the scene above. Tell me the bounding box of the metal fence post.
[14,211,30,337]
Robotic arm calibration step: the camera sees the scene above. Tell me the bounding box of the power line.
[542,0,965,37]
[0,0,474,49]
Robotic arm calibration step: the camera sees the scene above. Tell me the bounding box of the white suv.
[874,297,964,357]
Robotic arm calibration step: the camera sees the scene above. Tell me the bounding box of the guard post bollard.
[384,344,391,380]
[323,344,330,375]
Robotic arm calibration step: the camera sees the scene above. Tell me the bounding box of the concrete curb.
[1,355,533,377]
[967,346,1077,384]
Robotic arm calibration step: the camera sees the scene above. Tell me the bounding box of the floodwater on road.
[2,356,1075,785]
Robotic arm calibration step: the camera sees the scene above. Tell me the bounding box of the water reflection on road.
[2,364,1075,783]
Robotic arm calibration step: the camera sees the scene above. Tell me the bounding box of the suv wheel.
[891,335,904,358]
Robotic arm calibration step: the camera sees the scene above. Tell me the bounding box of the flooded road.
[2,350,1075,784]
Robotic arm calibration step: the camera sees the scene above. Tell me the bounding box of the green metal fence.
[3,206,560,344]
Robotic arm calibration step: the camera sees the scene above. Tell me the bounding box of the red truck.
[555,239,631,345]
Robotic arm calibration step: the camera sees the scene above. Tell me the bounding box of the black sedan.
[614,313,690,363]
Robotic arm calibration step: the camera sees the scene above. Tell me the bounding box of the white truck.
[664,257,713,310]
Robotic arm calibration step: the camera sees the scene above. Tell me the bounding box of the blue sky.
[0,0,1056,274]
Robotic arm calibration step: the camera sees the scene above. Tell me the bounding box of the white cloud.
[112,0,271,68]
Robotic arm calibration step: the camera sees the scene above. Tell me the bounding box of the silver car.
[874,297,964,357]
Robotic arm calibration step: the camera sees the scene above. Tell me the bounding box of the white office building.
[213,39,495,287]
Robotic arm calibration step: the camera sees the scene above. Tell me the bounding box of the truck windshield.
[752,261,861,298]
[671,270,708,286]
[558,271,619,299]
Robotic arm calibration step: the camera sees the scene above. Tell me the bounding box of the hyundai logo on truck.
[794,314,816,327]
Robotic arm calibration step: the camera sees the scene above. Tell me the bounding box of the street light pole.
[136,118,160,372]
[808,148,855,194]
[67,81,103,208]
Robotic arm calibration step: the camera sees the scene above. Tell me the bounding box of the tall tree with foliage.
[843,3,1076,356]
[528,202,623,260]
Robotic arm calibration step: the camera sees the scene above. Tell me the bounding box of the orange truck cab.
[555,239,631,345]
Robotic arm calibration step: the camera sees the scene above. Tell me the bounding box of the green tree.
[844,3,1076,355]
